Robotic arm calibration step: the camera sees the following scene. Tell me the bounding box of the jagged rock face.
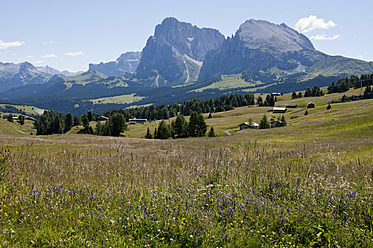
[36,65,61,75]
[238,19,314,53]
[198,19,323,81]
[0,62,49,93]
[89,51,141,76]
[136,17,225,86]
[36,65,82,77]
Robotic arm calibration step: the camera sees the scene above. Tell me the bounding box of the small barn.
[25,116,36,121]
[307,102,315,108]
[273,107,287,113]
[129,118,148,125]
[97,116,109,121]
[239,122,259,130]
[286,104,297,108]
[272,93,282,96]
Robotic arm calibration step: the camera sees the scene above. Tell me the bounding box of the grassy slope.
[0,87,371,140]
[1,88,373,247]
[191,74,260,92]
[0,103,45,115]
[0,119,36,136]
[90,93,146,105]
[123,86,373,138]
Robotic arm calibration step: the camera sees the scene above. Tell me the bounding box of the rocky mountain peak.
[236,19,314,53]
[89,51,141,76]
[198,19,322,81]
[136,17,225,86]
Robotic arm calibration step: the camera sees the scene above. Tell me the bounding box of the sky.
[1,0,373,72]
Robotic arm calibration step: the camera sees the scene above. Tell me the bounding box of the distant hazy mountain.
[89,51,141,76]
[0,62,51,93]
[136,17,225,87]
[198,19,373,82]
[36,65,82,76]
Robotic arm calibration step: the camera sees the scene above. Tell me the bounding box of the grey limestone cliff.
[136,17,225,86]
[198,19,324,81]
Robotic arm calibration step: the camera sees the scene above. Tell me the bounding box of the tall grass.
[1,134,373,246]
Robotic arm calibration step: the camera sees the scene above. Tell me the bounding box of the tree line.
[256,94,277,106]
[145,112,212,139]
[34,111,76,135]
[291,85,324,99]
[97,93,256,122]
[331,84,373,103]
[327,74,373,94]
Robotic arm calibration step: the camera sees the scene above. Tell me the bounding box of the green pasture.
[90,93,146,105]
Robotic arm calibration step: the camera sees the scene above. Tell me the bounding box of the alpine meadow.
[1,8,373,247]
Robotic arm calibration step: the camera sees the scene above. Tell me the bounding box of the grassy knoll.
[0,103,44,116]
[90,93,146,105]
[0,89,373,247]
[0,119,36,136]
[191,74,261,92]
[124,87,372,138]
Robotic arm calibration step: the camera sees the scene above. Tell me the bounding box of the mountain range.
[0,62,51,93]
[1,17,373,115]
[198,19,373,82]
[36,65,82,77]
[88,51,141,76]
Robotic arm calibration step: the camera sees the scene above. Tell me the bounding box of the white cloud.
[64,51,84,56]
[27,55,34,59]
[0,40,25,49]
[310,34,340,41]
[295,15,336,33]
[43,41,53,45]
[42,54,58,58]
[33,60,44,64]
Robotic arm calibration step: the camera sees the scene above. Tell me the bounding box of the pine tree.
[65,113,74,132]
[52,115,63,134]
[110,113,126,137]
[95,121,102,135]
[280,115,287,126]
[188,112,199,137]
[145,127,153,139]
[74,116,81,126]
[257,96,263,106]
[87,111,93,122]
[156,120,171,139]
[7,114,13,122]
[196,113,207,137]
[174,114,188,138]
[208,127,216,137]
[18,115,25,125]
[259,115,270,129]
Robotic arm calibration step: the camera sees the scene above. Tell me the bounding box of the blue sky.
[1,0,372,72]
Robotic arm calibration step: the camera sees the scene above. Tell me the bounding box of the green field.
[1,88,373,247]
[191,74,260,92]
[90,93,146,105]
[0,104,44,116]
